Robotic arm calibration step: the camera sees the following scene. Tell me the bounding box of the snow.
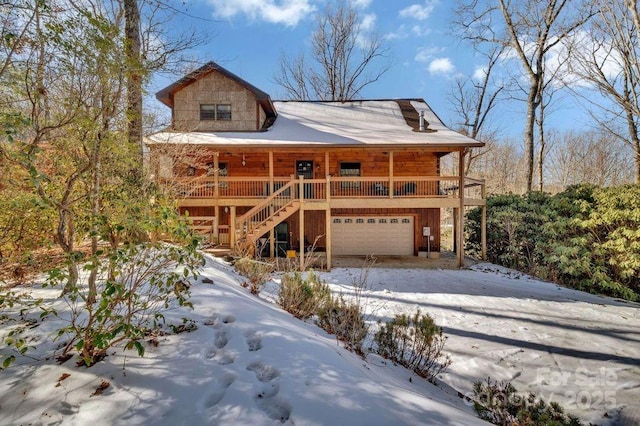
[0,256,482,426]
[145,100,482,147]
[319,263,640,425]
[2,257,638,425]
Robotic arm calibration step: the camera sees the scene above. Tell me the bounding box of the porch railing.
[172,176,485,201]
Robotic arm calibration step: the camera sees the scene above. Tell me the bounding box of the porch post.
[299,175,305,271]
[229,206,237,248]
[389,151,394,199]
[213,205,220,244]
[214,151,219,198]
[481,181,487,261]
[269,151,275,258]
[325,174,332,270]
[457,149,466,268]
[325,207,332,270]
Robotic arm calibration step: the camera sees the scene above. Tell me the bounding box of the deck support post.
[299,175,305,271]
[229,205,236,249]
[481,181,487,261]
[457,149,466,268]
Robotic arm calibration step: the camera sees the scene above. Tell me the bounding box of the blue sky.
[151,0,592,139]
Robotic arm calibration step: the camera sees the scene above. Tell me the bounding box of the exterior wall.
[168,148,441,179]
[172,70,259,131]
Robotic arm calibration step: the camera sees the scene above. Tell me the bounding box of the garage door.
[332,216,414,256]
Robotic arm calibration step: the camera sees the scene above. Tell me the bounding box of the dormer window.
[200,103,232,121]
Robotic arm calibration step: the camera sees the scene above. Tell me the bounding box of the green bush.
[466,184,640,301]
[278,271,330,319]
[374,309,451,383]
[317,294,368,355]
[50,241,202,367]
[472,377,582,426]
[234,257,274,294]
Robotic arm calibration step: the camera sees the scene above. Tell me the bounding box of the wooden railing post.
[326,175,331,202]
[389,151,394,199]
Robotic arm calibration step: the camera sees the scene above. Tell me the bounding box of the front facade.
[146,62,486,269]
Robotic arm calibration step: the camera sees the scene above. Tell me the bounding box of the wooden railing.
[172,176,485,202]
[234,180,298,239]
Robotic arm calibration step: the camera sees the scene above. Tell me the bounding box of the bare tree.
[547,130,635,188]
[567,0,640,182]
[448,46,504,175]
[275,1,389,101]
[455,0,594,192]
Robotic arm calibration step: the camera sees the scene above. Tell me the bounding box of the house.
[145,61,487,269]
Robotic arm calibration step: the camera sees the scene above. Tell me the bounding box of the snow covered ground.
[1,256,638,425]
[0,256,483,426]
[318,263,640,425]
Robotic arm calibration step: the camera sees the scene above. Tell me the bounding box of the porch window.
[340,162,361,189]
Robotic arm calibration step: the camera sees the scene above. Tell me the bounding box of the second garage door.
[331,216,414,256]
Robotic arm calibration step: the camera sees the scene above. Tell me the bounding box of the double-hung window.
[200,104,232,121]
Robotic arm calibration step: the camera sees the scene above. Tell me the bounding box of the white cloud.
[350,0,372,8]
[399,0,438,21]
[428,57,455,75]
[208,0,316,27]
[361,13,376,32]
[473,66,487,81]
[414,46,444,63]
[385,24,409,40]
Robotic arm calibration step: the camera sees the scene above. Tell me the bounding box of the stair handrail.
[234,178,298,239]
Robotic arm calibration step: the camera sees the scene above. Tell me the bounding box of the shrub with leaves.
[234,257,274,294]
[374,309,451,383]
[278,271,330,319]
[0,289,55,369]
[317,293,368,354]
[50,240,202,367]
[472,377,582,426]
[466,184,640,301]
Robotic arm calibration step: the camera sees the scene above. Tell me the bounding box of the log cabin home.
[145,61,487,269]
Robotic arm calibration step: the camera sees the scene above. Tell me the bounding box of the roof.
[146,99,484,149]
[155,61,276,118]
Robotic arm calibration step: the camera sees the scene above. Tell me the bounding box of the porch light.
[242,153,246,166]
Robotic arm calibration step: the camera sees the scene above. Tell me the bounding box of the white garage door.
[332,216,414,256]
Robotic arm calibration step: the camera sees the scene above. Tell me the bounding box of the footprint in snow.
[255,396,292,424]
[244,330,262,352]
[247,361,291,423]
[247,361,280,383]
[214,329,229,349]
[203,372,236,408]
[58,401,79,416]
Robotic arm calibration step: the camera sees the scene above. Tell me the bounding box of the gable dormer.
[156,61,277,132]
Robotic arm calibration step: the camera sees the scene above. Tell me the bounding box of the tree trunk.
[524,86,538,193]
[625,109,640,183]
[124,0,142,174]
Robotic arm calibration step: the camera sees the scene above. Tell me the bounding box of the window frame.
[199,103,232,121]
[339,162,361,189]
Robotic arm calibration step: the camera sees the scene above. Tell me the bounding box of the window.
[340,162,361,189]
[345,218,353,223]
[200,104,232,121]
[333,218,342,224]
[340,162,361,177]
[216,104,232,121]
[356,218,364,223]
[200,104,216,120]
[390,218,398,224]
[368,218,376,224]
[402,218,410,224]
[379,218,387,224]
